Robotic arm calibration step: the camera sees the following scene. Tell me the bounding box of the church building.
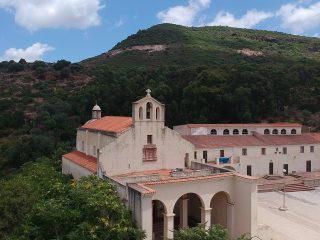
[62,90,258,240]
[175,123,320,176]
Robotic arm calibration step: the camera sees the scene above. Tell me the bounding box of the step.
[281,184,315,192]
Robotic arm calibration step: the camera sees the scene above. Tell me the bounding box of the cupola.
[92,103,101,119]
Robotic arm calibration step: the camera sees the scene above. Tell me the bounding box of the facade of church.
[62,91,262,239]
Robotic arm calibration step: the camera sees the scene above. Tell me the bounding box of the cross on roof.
[146,89,151,96]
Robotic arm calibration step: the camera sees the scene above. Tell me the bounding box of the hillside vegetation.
[2,23,320,172]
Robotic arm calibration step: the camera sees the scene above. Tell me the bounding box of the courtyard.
[257,188,320,240]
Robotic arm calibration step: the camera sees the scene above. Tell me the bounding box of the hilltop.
[82,23,320,69]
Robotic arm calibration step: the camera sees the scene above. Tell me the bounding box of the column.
[141,197,152,240]
[201,207,212,229]
[164,213,175,240]
[180,198,189,228]
[85,130,88,155]
[227,203,234,238]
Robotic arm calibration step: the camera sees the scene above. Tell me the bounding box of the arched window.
[156,107,160,120]
[281,129,286,135]
[210,129,217,135]
[233,129,239,135]
[264,129,270,135]
[139,107,143,120]
[272,129,278,134]
[242,129,248,135]
[146,102,153,119]
[291,129,297,134]
[223,129,230,135]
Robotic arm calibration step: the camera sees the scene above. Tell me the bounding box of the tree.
[2,159,145,240]
[53,59,71,71]
[173,224,251,240]
[173,224,228,240]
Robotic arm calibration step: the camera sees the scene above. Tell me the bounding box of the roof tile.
[63,151,97,173]
[81,116,132,133]
[183,133,320,148]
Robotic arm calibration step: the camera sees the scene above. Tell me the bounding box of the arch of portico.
[152,200,167,240]
[210,191,233,234]
[150,186,235,240]
[173,193,204,230]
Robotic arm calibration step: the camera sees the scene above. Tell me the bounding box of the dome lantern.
[92,103,101,119]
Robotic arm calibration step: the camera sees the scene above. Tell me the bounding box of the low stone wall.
[191,161,231,174]
[170,169,211,178]
[115,174,161,184]
[303,178,320,187]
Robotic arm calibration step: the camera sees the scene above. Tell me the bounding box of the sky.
[0,0,319,63]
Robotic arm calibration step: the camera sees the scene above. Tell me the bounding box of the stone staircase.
[258,181,315,193]
[281,183,315,192]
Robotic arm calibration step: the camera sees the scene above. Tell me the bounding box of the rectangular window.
[306,160,311,172]
[283,164,289,175]
[203,151,208,163]
[147,135,153,144]
[194,151,197,159]
[261,148,266,155]
[247,165,252,176]
[300,146,304,153]
[310,146,315,153]
[283,147,287,155]
[93,145,96,155]
[220,150,224,157]
[242,148,247,156]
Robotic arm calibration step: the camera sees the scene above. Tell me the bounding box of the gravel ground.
[257,188,320,240]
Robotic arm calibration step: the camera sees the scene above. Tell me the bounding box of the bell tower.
[132,89,165,127]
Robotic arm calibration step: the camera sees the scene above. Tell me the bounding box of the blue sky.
[0,0,319,63]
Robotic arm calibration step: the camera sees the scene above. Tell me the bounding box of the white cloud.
[277,2,320,34]
[0,0,104,31]
[208,9,273,28]
[0,42,54,62]
[114,19,124,28]
[157,0,211,26]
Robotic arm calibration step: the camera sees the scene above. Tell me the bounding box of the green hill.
[1,23,320,173]
[82,23,320,69]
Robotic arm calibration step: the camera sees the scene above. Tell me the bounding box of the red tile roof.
[183,133,320,148]
[187,123,301,128]
[80,116,132,134]
[128,183,156,195]
[63,151,97,173]
[309,133,320,141]
[255,133,320,146]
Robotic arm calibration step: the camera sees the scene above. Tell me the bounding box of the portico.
[127,170,257,240]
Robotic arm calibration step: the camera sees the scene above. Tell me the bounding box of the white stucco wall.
[62,157,94,179]
[100,125,195,176]
[76,129,116,156]
[196,144,320,176]
[233,176,257,238]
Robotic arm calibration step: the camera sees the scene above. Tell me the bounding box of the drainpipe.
[96,148,100,178]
